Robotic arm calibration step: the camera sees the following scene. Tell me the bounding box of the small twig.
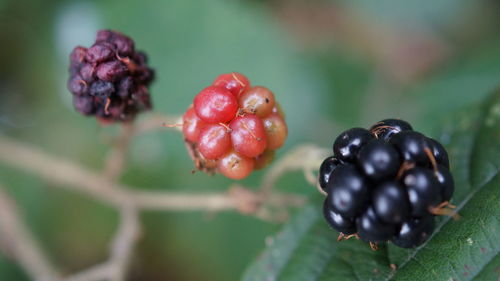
[103,122,135,181]
[259,144,330,195]
[0,186,62,281]
[135,113,182,136]
[64,206,141,281]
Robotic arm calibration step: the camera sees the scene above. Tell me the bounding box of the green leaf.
[241,91,500,281]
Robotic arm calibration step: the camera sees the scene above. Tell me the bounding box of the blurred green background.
[1,0,500,280]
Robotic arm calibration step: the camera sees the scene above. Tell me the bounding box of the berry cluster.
[68,30,154,123]
[319,119,454,248]
[182,73,287,179]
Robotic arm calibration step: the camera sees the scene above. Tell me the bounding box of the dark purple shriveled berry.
[73,96,94,115]
[117,77,133,98]
[327,165,371,218]
[89,80,114,97]
[370,119,413,140]
[96,61,127,82]
[356,207,396,242]
[427,138,450,168]
[134,51,148,64]
[389,131,431,165]
[112,33,134,55]
[67,75,88,96]
[79,64,95,82]
[403,167,442,217]
[319,156,342,192]
[373,181,410,224]
[357,139,400,182]
[323,199,356,235]
[435,165,454,202]
[85,43,114,63]
[96,30,113,42]
[69,46,87,65]
[392,216,435,248]
[68,30,154,122]
[333,128,373,162]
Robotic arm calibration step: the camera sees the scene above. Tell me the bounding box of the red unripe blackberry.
[239,86,275,117]
[212,72,250,98]
[198,124,232,160]
[263,113,288,150]
[272,104,285,118]
[179,73,287,179]
[193,86,238,123]
[218,150,255,180]
[230,114,267,158]
[254,149,275,170]
[182,107,206,143]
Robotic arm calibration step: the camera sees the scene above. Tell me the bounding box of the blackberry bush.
[181,72,288,179]
[319,119,454,248]
[68,30,154,122]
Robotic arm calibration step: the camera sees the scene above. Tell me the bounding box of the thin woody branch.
[0,135,305,214]
[0,186,62,281]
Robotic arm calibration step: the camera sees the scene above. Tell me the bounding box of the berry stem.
[103,122,135,181]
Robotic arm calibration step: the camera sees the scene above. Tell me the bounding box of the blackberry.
[403,167,442,217]
[318,119,454,248]
[389,131,431,165]
[356,207,397,242]
[67,30,154,122]
[392,216,435,248]
[326,165,371,218]
[318,156,342,192]
[323,200,356,235]
[333,128,373,162]
[372,181,410,224]
[435,165,454,202]
[427,138,450,168]
[356,139,400,182]
[370,118,413,140]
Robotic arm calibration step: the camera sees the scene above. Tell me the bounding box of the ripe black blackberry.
[319,119,455,249]
[67,30,154,122]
